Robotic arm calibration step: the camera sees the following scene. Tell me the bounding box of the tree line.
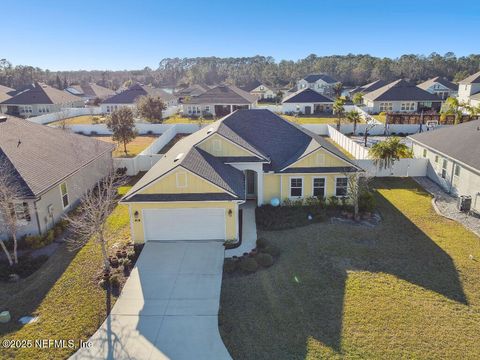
[1,53,480,91]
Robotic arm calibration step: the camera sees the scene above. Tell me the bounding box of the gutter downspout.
[33,199,42,235]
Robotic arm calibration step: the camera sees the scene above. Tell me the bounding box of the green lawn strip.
[48,115,107,126]
[0,201,131,360]
[163,115,215,124]
[373,114,386,123]
[219,177,480,359]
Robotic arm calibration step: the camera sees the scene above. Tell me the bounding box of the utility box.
[457,195,472,212]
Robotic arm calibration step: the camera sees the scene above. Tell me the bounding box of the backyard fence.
[28,107,103,124]
[354,158,428,177]
[327,125,370,159]
[255,104,282,113]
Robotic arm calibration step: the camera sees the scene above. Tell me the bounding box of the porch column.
[257,172,264,206]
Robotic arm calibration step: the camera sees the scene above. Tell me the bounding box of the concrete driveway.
[71,241,231,360]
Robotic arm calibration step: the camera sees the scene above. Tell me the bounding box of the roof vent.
[174,153,184,162]
[0,116,7,123]
[206,127,214,134]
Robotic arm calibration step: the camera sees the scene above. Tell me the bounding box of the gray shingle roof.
[102,83,174,104]
[124,193,239,202]
[185,85,256,105]
[417,77,458,91]
[239,80,262,92]
[67,83,115,99]
[459,70,480,84]
[349,80,388,95]
[303,74,337,84]
[409,120,480,171]
[363,79,441,102]
[175,84,211,97]
[0,116,114,197]
[1,82,82,105]
[282,88,333,103]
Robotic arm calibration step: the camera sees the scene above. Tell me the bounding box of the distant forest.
[1,53,480,91]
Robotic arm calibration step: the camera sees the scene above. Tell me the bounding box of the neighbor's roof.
[185,84,256,105]
[363,79,441,102]
[349,80,388,95]
[175,84,211,97]
[0,116,114,197]
[0,82,82,105]
[302,74,338,84]
[102,83,175,104]
[409,120,480,171]
[459,70,480,84]
[240,80,263,92]
[282,88,333,103]
[417,77,458,91]
[66,83,115,99]
[0,84,16,102]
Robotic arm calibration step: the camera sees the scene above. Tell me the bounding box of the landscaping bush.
[256,253,274,268]
[327,196,340,209]
[223,259,237,274]
[239,257,258,273]
[256,238,269,249]
[359,191,376,213]
[263,245,281,257]
[24,235,44,249]
[109,274,121,288]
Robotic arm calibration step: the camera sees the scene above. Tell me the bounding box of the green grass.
[94,135,157,158]
[163,114,216,124]
[48,115,107,126]
[282,115,338,124]
[219,178,480,359]
[373,114,386,123]
[0,185,135,360]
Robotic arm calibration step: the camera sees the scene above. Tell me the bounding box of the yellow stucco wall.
[197,134,253,157]
[129,201,237,244]
[290,148,349,168]
[139,167,224,194]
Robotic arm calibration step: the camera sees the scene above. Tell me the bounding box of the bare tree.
[0,157,27,266]
[64,173,125,272]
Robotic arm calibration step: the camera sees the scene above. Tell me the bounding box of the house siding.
[290,148,348,168]
[197,134,255,157]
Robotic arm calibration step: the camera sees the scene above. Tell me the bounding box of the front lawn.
[219,178,480,359]
[94,135,157,157]
[0,184,135,360]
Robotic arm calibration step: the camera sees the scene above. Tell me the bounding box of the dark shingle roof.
[350,80,388,95]
[417,77,458,91]
[175,84,211,97]
[459,70,480,84]
[102,83,174,104]
[282,88,333,103]
[185,85,256,105]
[363,79,441,102]
[124,193,240,202]
[239,80,263,92]
[0,85,15,102]
[0,116,114,196]
[67,83,115,99]
[409,120,480,171]
[1,82,82,105]
[303,74,337,84]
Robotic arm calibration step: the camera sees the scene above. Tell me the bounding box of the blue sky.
[3,0,479,71]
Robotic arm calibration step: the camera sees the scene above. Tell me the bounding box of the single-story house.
[0,82,84,117]
[0,84,16,103]
[457,70,480,104]
[363,79,443,113]
[282,88,333,114]
[121,109,362,243]
[182,84,257,117]
[409,120,480,211]
[348,80,388,98]
[0,115,114,240]
[240,80,277,100]
[65,83,115,104]
[417,77,458,100]
[101,83,177,113]
[175,84,212,103]
[297,73,340,97]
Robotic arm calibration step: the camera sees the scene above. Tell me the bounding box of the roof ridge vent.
[206,127,214,134]
[174,153,184,162]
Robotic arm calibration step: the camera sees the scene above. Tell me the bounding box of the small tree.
[369,137,413,169]
[333,97,346,130]
[363,121,376,147]
[106,107,137,156]
[64,173,124,272]
[352,92,364,105]
[333,82,343,98]
[136,95,167,123]
[441,97,463,124]
[346,110,361,134]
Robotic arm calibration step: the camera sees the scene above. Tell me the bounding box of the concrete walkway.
[225,201,257,258]
[71,241,231,360]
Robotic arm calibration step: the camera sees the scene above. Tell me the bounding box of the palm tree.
[346,110,361,134]
[352,92,364,105]
[333,97,346,130]
[441,97,463,124]
[369,137,413,169]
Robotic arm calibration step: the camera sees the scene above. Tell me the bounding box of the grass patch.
[48,115,107,126]
[282,115,338,124]
[373,114,386,123]
[94,135,157,158]
[163,115,216,124]
[220,178,480,359]
[256,205,325,231]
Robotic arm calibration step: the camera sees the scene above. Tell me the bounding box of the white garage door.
[143,208,226,241]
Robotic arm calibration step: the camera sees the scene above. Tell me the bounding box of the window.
[316,153,325,166]
[379,102,392,112]
[290,178,303,198]
[205,105,210,113]
[212,139,222,152]
[176,172,187,188]
[454,164,461,177]
[313,178,326,198]
[441,159,448,179]
[60,182,69,208]
[434,155,439,163]
[422,149,427,158]
[335,177,348,196]
[13,202,31,222]
[401,102,415,111]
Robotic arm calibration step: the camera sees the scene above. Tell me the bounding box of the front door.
[305,106,311,115]
[246,170,256,199]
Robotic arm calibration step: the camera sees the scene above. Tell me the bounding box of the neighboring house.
[363,79,443,113]
[0,115,114,240]
[417,77,458,100]
[240,80,276,101]
[297,74,340,97]
[282,88,333,114]
[101,83,177,113]
[457,70,480,104]
[348,80,388,99]
[0,82,84,117]
[0,84,16,103]
[121,109,362,243]
[65,83,115,104]
[470,93,480,108]
[182,84,257,117]
[175,84,211,102]
[409,120,480,211]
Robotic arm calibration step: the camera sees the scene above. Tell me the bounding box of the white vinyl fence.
[303,123,450,136]
[327,125,370,159]
[256,104,282,113]
[67,123,201,136]
[28,107,103,125]
[354,158,428,177]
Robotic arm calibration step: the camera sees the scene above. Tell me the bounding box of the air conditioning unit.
[457,195,472,212]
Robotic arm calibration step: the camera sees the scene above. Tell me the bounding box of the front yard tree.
[136,95,167,123]
[346,110,361,134]
[106,107,137,156]
[369,137,413,169]
[333,97,346,130]
[352,92,363,105]
[65,173,124,273]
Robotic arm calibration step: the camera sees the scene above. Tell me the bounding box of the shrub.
[379,111,386,116]
[45,230,55,244]
[126,250,136,260]
[24,235,44,249]
[359,191,376,213]
[223,259,237,274]
[109,274,121,287]
[239,257,258,273]
[256,238,269,249]
[263,245,281,257]
[327,196,340,208]
[98,279,107,289]
[146,130,154,135]
[256,253,274,267]
[116,167,127,176]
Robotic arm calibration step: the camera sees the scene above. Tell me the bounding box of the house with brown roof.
[0,115,114,239]
[417,77,458,100]
[181,84,257,117]
[65,83,115,104]
[0,82,84,117]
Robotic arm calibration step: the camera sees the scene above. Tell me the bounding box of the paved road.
[71,241,232,360]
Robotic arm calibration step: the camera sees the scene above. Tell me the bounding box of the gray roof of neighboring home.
[0,116,114,197]
[409,120,480,171]
[67,83,115,99]
[282,88,333,103]
[175,84,211,97]
[459,70,480,84]
[363,79,441,102]
[239,80,263,92]
[303,74,338,84]
[102,83,175,104]
[185,85,256,105]
[0,82,82,105]
[0,84,15,102]
[350,80,388,95]
[417,77,458,91]
[471,92,480,100]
